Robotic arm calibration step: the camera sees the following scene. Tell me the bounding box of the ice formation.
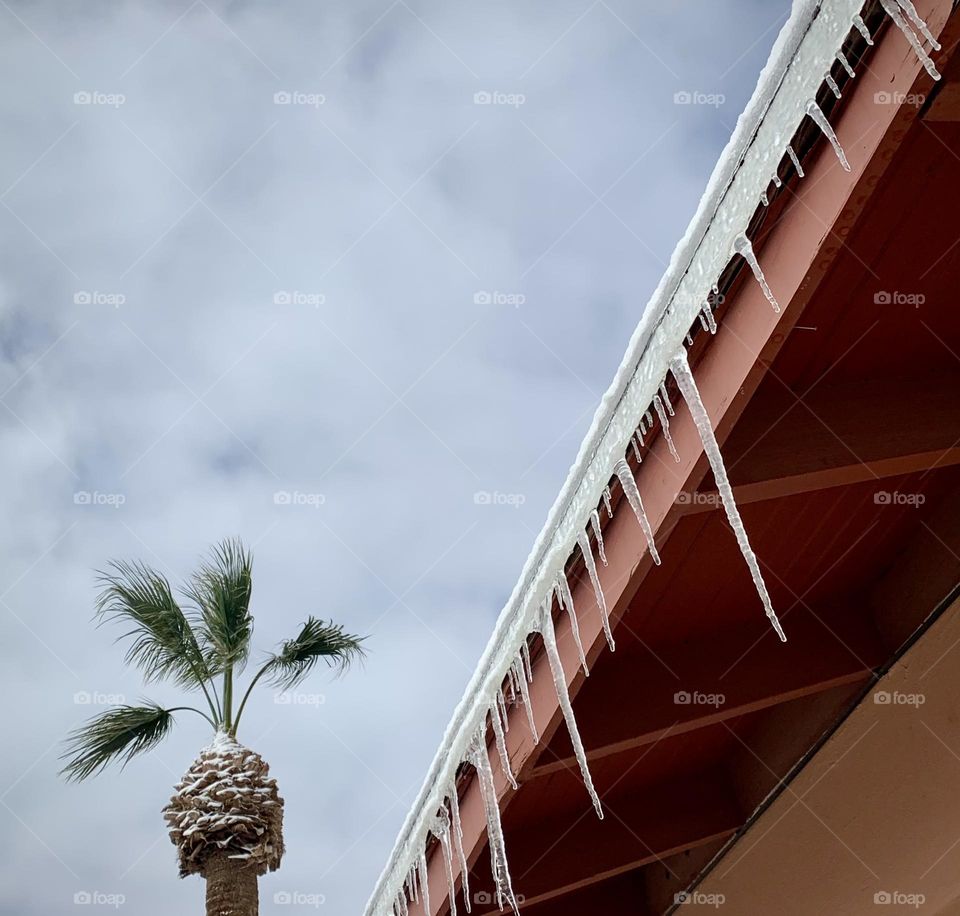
[786,144,804,178]
[589,508,607,565]
[853,14,873,45]
[433,810,457,916]
[363,2,932,912]
[837,51,856,79]
[734,233,781,312]
[805,99,851,171]
[653,394,681,462]
[489,700,517,790]
[578,529,614,650]
[513,653,538,742]
[670,350,786,642]
[880,0,941,80]
[469,733,519,914]
[825,73,842,98]
[555,573,588,674]
[613,458,661,565]
[537,605,603,818]
[659,380,675,416]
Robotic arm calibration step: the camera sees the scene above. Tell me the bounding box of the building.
[366,1,960,913]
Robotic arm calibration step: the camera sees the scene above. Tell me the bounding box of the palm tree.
[61,538,366,916]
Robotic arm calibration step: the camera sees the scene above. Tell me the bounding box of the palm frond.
[261,617,366,689]
[186,538,254,672]
[96,560,210,689]
[60,703,174,782]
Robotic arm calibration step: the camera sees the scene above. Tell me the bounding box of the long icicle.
[577,529,614,650]
[733,233,781,312]
[896,0,941,49]
[805,100,851,171]
[512,654,538,742]
[613,458,661,564]
[555,574,589,674]
[589,508,607,565]
[837,51,856,79]
[448,781,471,913]
[654,394,681,462]
[468,732,519,914]
[669,349,786,641]
[434,810,457,916]
[538,605,603,817]
[489,699,518,790]
[418,850,431,916]
[880,0,941,79]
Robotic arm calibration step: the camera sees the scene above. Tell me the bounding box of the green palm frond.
[262,617,366,688]
[186,538,254,672]
[60,703,175,782]
[96,560,211,690]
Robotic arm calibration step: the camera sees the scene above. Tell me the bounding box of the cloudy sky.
[0,0,791,911]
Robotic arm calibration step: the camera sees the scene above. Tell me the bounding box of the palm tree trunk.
[205,852,259,916]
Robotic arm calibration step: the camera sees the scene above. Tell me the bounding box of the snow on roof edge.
[363,1,862,910]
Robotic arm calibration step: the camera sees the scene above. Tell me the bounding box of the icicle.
[685,333,694,346]
[489,700,517,790]
[513,654,538,742]
[497,687,509,732]
[397,889,409,916]
[880,0,941,79]
[897,0,941,49]
[577,529,614,651]
[837,51,856,79]
[434,810,457,916]
[786,144,805,178]
[639,413,649,435]
[506,662,519,703]
[411,863,420,903]
[631,437,643,464]
[760,190,769,207]
[520,639,533,683]
[825,73,842,99]
[702,301,718,334]
[853,13,874,45]
[418,850,431,916]
[699,312,710,333]
[468,733,519,914]
[613,458,661,565]
[644,409,653,428]
[589,508,607,566]
[669,350,786,642]
[733,233,781,313]
[538,606,603,818]
[635,427,645,448]
[554,576,589,675]
[659,380,674,416]
[805,99,851,171]
[771,172,782,188]
[653,395,680,463]
[602,485,613,519]
[448,782,471,913]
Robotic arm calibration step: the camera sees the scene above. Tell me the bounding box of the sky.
[0,0,791,912]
